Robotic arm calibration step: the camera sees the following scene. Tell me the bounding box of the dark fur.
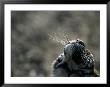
[52,39,99,77]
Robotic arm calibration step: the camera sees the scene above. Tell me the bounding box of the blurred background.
[11,11,100,77]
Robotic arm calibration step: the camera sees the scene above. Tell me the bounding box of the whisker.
[48,33,66,45]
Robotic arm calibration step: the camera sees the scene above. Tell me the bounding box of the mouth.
[71,42,85,64]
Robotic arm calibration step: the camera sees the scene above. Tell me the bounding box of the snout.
[64,40,85,64]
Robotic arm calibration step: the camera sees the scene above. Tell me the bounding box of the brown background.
[11,11,100,77]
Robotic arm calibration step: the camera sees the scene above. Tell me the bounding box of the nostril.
[76,39,85,47]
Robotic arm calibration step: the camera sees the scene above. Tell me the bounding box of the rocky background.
[11,11,100,77]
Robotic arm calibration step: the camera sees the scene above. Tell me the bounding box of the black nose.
[73,43,84,53]
[76,39,85,47]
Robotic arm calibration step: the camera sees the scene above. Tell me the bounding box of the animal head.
[64,39,85,64]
